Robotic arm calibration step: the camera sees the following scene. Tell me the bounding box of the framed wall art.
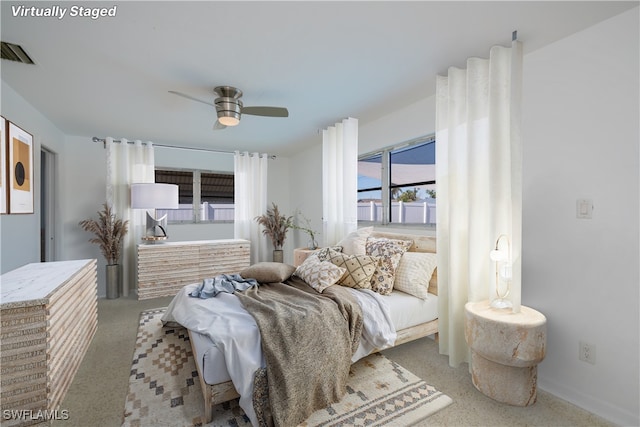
[8,121,34,214]
[0,117,6,214]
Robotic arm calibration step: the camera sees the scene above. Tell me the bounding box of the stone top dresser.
[1,259,98,426]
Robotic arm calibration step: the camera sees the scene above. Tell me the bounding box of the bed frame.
[189,231,438,423]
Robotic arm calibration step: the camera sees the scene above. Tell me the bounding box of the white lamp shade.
[131,183,179,209]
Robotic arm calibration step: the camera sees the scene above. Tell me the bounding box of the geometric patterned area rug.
[122,308,452,427]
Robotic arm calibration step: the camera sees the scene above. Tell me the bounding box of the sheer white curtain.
[234,151,268,264]
[322,117,358,246]
[436,39,523,367]
[106,138,155,297]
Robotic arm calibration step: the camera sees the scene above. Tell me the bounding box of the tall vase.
[106,264,120,299]
[307,238,319,250]
[273,249,284,263]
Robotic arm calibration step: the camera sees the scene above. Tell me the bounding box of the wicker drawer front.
[137,239,251,300]
[0,259,98,427]
[0,304,48,426]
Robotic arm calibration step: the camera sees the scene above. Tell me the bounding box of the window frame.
[357,134,436,228]
[154,167,235,224]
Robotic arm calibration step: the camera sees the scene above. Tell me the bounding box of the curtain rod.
[91,137,276,159]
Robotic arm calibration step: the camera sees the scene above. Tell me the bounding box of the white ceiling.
[1,1,636,156]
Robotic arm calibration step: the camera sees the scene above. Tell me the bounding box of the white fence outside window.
[160,200,436,225]
[357,199,436,224]
[158,203,235,222]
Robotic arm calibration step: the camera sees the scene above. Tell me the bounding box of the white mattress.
[190,329,230,384]
[384,289,438,330]
[191,289,438,385]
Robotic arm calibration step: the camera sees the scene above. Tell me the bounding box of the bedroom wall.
[0,81,66,274]
[521,8,639,425]
[288,7,639,425]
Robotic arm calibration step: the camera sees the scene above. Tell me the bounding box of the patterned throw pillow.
[318,249,378,289]
[366,237,413,295]
[294,254,346,293]
[394,252,438,299]
[314,246,343,260]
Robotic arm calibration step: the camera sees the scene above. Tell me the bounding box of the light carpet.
[122,308,452,427]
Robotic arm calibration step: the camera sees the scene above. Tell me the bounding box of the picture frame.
[8,121,34,214]
[0,117,6,214]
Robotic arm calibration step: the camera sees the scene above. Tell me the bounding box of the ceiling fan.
[169,86,289,129]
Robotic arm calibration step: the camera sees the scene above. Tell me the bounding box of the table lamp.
[490,234,513,309]
[131,183,179,242]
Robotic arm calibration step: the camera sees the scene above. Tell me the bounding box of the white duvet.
[161,282,396,427]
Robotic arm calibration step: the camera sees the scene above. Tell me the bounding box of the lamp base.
[141,235,168,244]
[490,298,513,309]
[144,211,169,241]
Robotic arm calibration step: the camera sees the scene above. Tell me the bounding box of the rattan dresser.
[136,239,251,300]
[0,259,98,426]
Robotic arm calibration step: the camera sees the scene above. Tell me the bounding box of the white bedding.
[187,288,438,385]
[161,282,400,427]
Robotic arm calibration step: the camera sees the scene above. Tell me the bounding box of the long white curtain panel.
[234,151,269,264]
[436,38,523,367]
[106,137,155,297]
[322,117,358,246]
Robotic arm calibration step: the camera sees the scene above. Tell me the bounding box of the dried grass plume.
[79,202,129,265]
[255,203,292,250]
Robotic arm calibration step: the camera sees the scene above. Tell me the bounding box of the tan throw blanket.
[235,276,363,427]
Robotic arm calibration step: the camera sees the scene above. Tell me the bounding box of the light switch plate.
[576,199,593,219]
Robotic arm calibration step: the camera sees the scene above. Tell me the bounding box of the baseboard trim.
[538,375,639,427]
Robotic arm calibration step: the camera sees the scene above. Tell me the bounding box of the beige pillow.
[394,252,437,299]
[366,237,413,295]
[294,255,346,293]
[336,226,374,255]
[319,249,378,289]
[240,262,296,283]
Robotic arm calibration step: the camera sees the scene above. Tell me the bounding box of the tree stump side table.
[464,300,547,406]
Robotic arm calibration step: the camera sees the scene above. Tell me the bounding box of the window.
[155,169,234,223]
[357,135,435,226]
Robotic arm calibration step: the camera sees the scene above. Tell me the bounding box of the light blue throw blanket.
[189,274,258,299]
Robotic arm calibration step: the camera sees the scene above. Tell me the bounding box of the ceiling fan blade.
[213,120,227,130]
[241,106,289,118]
[168,90,215,107]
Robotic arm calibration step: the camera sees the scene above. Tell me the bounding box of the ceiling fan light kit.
[169,85,288,129]
[215,86,242,127]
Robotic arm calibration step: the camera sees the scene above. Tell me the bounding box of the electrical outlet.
[579,341,596,364]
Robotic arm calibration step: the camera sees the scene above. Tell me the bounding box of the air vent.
[1,42,34,64]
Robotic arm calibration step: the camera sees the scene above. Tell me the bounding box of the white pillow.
[336,226,374,255]
[394,252,438,299]
[294,254,346,293]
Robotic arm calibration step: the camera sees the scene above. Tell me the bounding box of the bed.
[161,229,438,426]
